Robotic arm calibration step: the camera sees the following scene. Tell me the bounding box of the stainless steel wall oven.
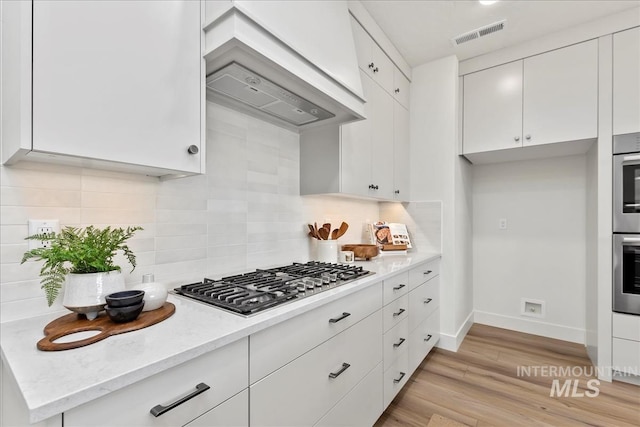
[613,132,640,315]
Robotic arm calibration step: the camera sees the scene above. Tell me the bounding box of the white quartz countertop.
[1,253,440,423]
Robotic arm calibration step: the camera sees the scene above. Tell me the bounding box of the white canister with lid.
[138,274,168,312]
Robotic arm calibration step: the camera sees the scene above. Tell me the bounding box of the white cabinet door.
[315,363,383,427]
[31,0,203,174]
[341,71,373,198]
[351,16,393,94]
[351,15,374,75]
[250,311,382,427]
[613,27,640,135]
[64,338,248,427]
[523,39,598,146]
[370,80,395,200]
[393,102,410,201]
[372,42,395,94]
[393,68,410,109]
[463,61,523,154]
[184,390,248,427]
[408,308,440,374]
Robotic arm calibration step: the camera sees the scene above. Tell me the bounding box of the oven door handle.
[622,154,640,164]
[622,237,640,244]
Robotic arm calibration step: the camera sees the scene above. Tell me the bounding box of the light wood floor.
[375,324,640,426]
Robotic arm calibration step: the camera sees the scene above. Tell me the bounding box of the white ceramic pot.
[63,271,126,320]
[137,273,168,312]
[316,240,338,263]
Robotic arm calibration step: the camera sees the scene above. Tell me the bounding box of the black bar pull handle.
[393,284,406,291]
[393,337,406,348]
[424,298,433,304]
[329,362,351,379]
[329,312,351,323]
[392,308,406,317]
[423,270,433,275]
[150,383,210,417]
[393,372,406,384]
[424,334,433,342]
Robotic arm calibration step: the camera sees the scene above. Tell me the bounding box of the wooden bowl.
[341,244,379,260]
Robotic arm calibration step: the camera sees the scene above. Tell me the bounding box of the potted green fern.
[22,225,142,319]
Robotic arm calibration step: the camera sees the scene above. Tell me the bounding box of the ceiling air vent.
[452,19,506,46]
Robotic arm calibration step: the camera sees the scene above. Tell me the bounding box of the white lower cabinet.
[184,390,248,427]
[250,283,381,383]
[64,338,248,427]
[612,312,640,377]
[383,348,409,408]
[408,276,440,331]
[315,362,384,427]
[250,310,383,426]
[409,308,441,374]
[383,317,409,371]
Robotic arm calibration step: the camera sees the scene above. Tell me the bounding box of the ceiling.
[360,0,640,67]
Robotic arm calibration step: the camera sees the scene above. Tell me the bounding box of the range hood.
[207,62,335,126]
[203,1,366,131]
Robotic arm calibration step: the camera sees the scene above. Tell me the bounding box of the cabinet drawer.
[250,283,382,383]
[613,312,640,341]
[408,259,440,290]
[383,293,408,332]
[384,317,409,371]
[383,271,409,305]
[250,310,382,426]
[383,348,409,409]
[315,362,383,427]
[409,308,440,374]
[185,390,248,427]
[65,338,248,427]
[612,337,640,375]
[408,276,440,332]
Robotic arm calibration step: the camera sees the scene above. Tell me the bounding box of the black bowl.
[105,290,145,308]
[105,301,145,323]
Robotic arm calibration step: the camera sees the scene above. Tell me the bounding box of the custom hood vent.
[452,19,506,46]
[207,63,334,126]
[203,3,365,131]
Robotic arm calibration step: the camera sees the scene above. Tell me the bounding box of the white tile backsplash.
[1,103,396,322]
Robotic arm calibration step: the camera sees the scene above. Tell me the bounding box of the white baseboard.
[474,310,586,344]
[437,311,474,352]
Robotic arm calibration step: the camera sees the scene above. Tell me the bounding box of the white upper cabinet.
[613,27,640,136]
[393,68,410,110]
[1,1,204,177]
[523,40,598,146]
[393,103,410,201]
[351,16,394,95]
[463,39,598,159]
[463,61,524,154]
[300,16,410,202]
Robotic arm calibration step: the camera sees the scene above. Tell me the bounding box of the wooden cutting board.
[37,302,175,351]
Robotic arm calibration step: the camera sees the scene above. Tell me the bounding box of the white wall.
[409,55,474,351]
[0,102,380,323]
[472,155,587,343]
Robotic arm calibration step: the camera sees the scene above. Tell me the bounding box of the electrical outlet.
[499,218,508,230]
[27,220,60,250]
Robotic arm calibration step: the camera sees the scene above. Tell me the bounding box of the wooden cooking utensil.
[314,222,319,239]
[331,229,339,240]
[317,227,330,240]
[336,222,349,239]
[322,223,331,234]
[308,224,317,239]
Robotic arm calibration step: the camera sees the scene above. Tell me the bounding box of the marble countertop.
[1,253,440,423]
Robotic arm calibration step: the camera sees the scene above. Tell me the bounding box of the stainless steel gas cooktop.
[173,262,373,316]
